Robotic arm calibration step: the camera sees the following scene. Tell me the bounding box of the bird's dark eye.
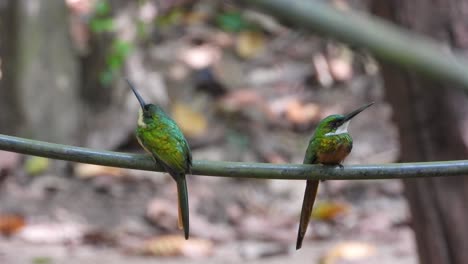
[143,106,152,118]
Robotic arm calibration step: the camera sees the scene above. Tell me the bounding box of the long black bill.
[343,102,374,122]
[125,78,146,109]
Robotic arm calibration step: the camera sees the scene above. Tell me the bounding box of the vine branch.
[1,134,467,180]
[250,0,468,89]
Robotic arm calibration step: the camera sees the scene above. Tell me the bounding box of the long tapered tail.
[176,176,190,239]
[296,180,319,250]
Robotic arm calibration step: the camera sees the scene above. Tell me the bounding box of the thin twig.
[0,134,467,180]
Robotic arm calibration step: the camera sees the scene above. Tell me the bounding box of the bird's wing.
[153,143,188,177]
[183,138,192,173]
[303,138,318,164]
[297,137,320,249]
[141,131,191,240]
[163,117,192,173]
[138,131,189,176]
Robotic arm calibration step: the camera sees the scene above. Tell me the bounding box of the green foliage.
[87,0,134,85]
[216,11,250,32]
[108,40,132,70]
[90,18,115,33]
[90,0,114,33]
[99,70,114,86]
[100,40,133,86]
[137,20,149,39]
[94,0,111,16]
[156,8,185,27]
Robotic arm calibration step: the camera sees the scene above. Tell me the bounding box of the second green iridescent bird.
[296,102,373,250]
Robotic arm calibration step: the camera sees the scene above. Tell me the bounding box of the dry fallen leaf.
[218,90,262,113]
[329,57,353,82]
[189,214,236,242]
[263,152,288,164]
[142,235,213,258]
[236,30,266,59]
[180,44,221,69]
[321,241,377,264]
[312,201,350,221]
[0,150,21,171]
[146,198,179,231]
[74,164,124,179]
[184,11,208,25]
[18,223,84,244]
[0,213,26,236]
[239,241,289,260]
[82,229,117,246]
[313,53,334,87]
[171,103,208,138]
[331,0,350,11]
[212,31,235,48]
[266,96,296,120]
[237,215,294,242]
[285,100,321,125]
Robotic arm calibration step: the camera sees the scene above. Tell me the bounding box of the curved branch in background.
[1,134,468,180]
[250,0,468,89]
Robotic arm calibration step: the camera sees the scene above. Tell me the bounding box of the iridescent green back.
[136,104,192,176]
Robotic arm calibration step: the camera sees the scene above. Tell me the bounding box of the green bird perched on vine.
[126,79,192,239]
[296,102,374,250]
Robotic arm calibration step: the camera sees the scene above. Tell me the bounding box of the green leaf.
[137,21,148,39]
[90,18,115,33]
[100,40,133,86]
[24,156,49,176]
[113,40,132,57]
[94,0,111,16]
[32,257,53,264]
[216,11,249,32]
[156,8,184,27]
[106,40,132,70]
[106,54,123,71]
[99,69,115,86]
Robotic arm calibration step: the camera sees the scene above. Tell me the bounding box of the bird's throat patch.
[138,108,147,128]
[325,121,350,136]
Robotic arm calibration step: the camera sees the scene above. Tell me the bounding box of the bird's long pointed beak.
[125,78,146,109]
[343,102,374,122]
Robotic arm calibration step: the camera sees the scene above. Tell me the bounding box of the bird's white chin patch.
[137,108,147,128]
[325,121,350,136]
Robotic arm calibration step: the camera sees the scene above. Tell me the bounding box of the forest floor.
[0,1,416,263]
[0,174,415,264]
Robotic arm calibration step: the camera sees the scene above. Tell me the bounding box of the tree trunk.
[13,0,80,144]
[0,0,22,134]
[1,0,136,150]
[371,1,468,263]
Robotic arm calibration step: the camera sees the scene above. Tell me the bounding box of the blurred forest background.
[1,0,468,264]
